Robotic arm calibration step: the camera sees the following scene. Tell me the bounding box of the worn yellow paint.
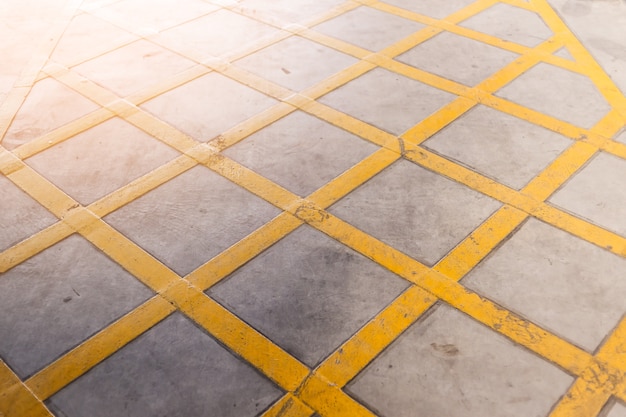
[4,0,626,415]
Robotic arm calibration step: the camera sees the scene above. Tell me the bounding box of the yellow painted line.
[297,0,362,29]
[298,28,372,59]
[124,110,199,153]
[548,377,612,417]
[0,147,24,176]
[78,220,181,293]
[0,222,73,274]
[300,60,377,100]
[0,362,52,417]
[217,63,295,100]
[260,394,314,417]
[163,280,311,392]
[25,296,175,400]
[125,64,211,105]
[297,374,376,417]
[315,285,437,387]
[187,212,303,290]
[220,30,294,64]
[89,155,197,217]
[499,0,537,11]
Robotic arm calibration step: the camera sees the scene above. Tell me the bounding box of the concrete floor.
[1,0,626,416]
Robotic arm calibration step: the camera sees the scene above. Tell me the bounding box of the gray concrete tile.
[234,36,358,92]
[0,175,57,252]
[550,152,626,238]
[104,165,281,276]
[313,6,425,52]
[47,313,282,417]
[3,77,99,150]
[141,72,277,142]
[397,31,519,86]
[615,130,626,144]
[347,303,573,417]
[460,3,553,47]
[50,13,138,65]
[90,0,218,34]
[496,63,611,129]
[423,105,572,189]
[152,9,278,60]
[0,234,154,378]
[608,402,626,417]
[74,40,196,97]
[223,111,379,196]
[554,47,574,61]
[464,218,626,352]
[329,159,501,266]
[25,117,180,205]
[209,225,409,367]
[380,0,476,19]
[237,0,344,24]
[319,68,456,135]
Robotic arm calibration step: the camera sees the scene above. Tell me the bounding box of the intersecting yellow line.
[3,0,626,416]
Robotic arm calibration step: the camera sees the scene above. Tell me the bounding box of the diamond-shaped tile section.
[104,165,281,277]
[90,0,219,35]
[223,111,379,196]
[329,159,500,266]
[549,152,626,237]
[50,12,138,66]
[554,47,575,61]
[319,68,456,135]
[25,117,180,206]
[460,3,553,48]
[237,0,344,24]
[422,105,571,189]
[496,63,611,129]
[235,36,358,92]
[3,77,99,150]
[397,31,519,87]
[615,130,626,144]
[380,0,476,19]
[73,39,196,97]
[347,303,573,417]
[0,234,154,378]
[0,175,58,252]
[209,225,409,367]
[152,9,278,60]
[464,218,626,352]
[47,313,282,417]
[608,402,626,417]
[141,72,277,142]
[313,6,425,52]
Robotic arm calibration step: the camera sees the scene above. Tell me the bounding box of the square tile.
[237,0,344,24]
[47,313,282,417]
[152,9,278,60]
[460,3,553,48]
[25,117,180,205]
[91,0,219,34]
[313,6,425,52]
[422,105,572,189]
[104,165,281,276]
[3,77,99,150]
[319,68,456,135]
[223,111,379,196]
[397,31,519,87]
[380,0,476,19]
[234,36,358,92]
[0,175,57,252]
[141,72,277,142]
[50,12,138,65]
[347,303,573,417]
[73,40,196,96]
[0,234,153,378]
[329,159,501,266]
[549,152,626,237]
[209,225,409,367]
[496,63,611,129]
[608,402,626,417]
[464,218,626,352]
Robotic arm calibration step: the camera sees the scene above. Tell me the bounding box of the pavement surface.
[1,0,626,416]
